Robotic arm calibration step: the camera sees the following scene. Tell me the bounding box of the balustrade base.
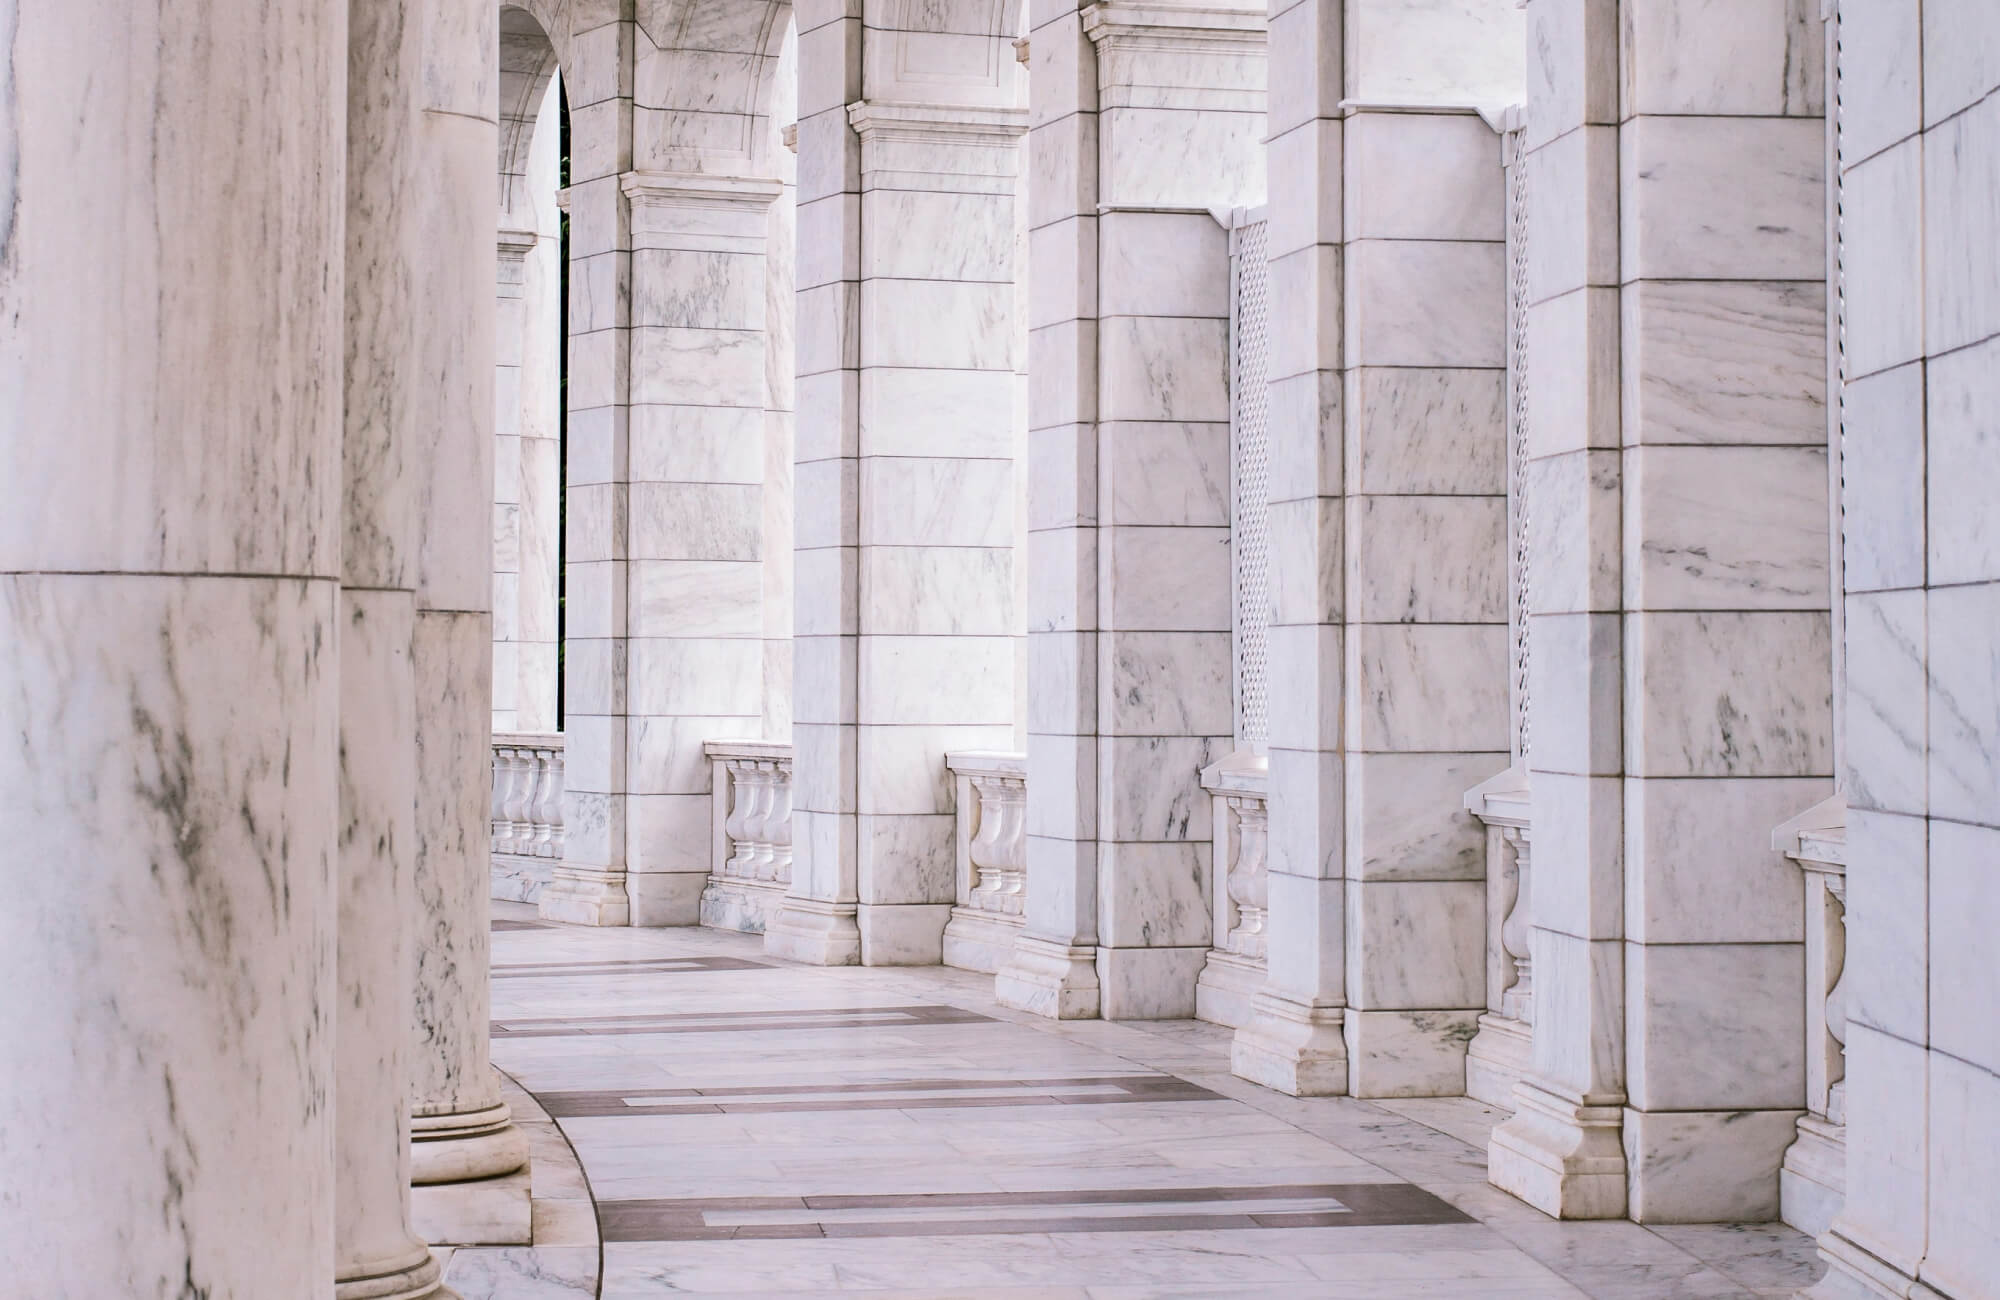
[1780,1114,1847,1239]
[1194,949,1266,1029]
[764,898,863,966]
[995,935,1102,1020]
[1466,1011,1533,1109]
[1488,1082,1627,1219]
[1345,1009,1483,1099]
[858,902,953,966]
[700,875,789,934]
[942,907,1026,974]
[538,868,630,927]
[1231,993,1348,1096]
[491,852,552,904]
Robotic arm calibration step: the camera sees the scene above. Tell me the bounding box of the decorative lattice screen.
[1505,127,1532,761]
[1230,214,1272,748]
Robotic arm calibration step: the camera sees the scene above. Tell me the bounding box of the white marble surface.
[1623,445,1829,611]
[1619,115,1824,284]
[1840,138,1924,379]
[1924,333,2000,586]
[1621,279,1827,445]
[1621,611,1832,779]
[1622,0,1821,117]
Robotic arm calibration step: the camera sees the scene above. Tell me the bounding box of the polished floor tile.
[484,904,1824,1297]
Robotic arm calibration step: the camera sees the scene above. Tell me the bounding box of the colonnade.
[2,0,1994,1292]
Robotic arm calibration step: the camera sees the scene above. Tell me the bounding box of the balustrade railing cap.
[1463,761,1530,826]
[1772,792,1847,865]
[492,731,565,750]
[1199,748,1268,795]
[704,738,794,762]
[945,750,1027,779]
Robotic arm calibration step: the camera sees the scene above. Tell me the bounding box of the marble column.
[610,169,782,926]
[778,8,1027,966]
[408,0,530,1232]
[0,1,344,1294]
[337,0,452,1295]
[536,11,638,927]
[1486,0,1632,1219]
[996,0,1109,1017]
[1228,0,1348,1090]
[999,0,1264,1020]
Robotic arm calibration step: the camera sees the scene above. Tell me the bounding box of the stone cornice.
[619,170,784,251]
[844,100,1029,145]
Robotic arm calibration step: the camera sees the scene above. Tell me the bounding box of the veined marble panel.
[1348,495,1507,625]
[1097,107,1266,209]
[1344,879,1486,1010]
[1521,0,1618,152]
[1836,0,1920,164]
[1346,623,1510,755]
[1927,581,2000,828]
[1263,119,1342,261]
[860,547,1016,636]
[1625,941,1805,1111]
[1622,611,1832,779]
[1028,214,1099,331]
[1839,1023,1931,1271]
[1842,591,1928,818]
[1621,280,1828,445]
[1098,211,1229,318]
[1840,363,1927,593]
[1523,125,1619,305]
[1624,445,1829,611]
[1922,0,2000,124]
[1343,0,1524,109]
[1622,0,1822,117]
[1350,369,1506,496]
[1269,497,1342,627]
[856,458,1014,547]
[1099,841,1212,947]
[1346,751,1498,883]
[632,249,767,329]
[860,368,1017,459]
[1925,335,2000,586]
[1619,115,1824,283]
[1103,526,1231,631]
[1102,631,1234,736]
[630,327,767,406]
[862,190,1017,282]
[1099,736,1222,843]
[1925,1048,2000,1292]
[1098,316,1230,424]
[1345,111,1502,243]
[860,280,1017,371]
[1841,139,1925,378]
[1623,776,1828,945]
[856,635,1016,726]
[856,724,1017,815]
[1929,819,2000,1075]
[1529,772,1625,941]
[1525,450,1621,617]
[1103,422,1230,527]
[1345,240,1505,369]
[630,561,765,638]
[629,482,763,561]
[1527,930,1625,1097]
[1524,288,1622,459]
[629,404,767,485]
[626,638,765,717]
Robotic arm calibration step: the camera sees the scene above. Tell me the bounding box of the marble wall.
[1813,1,2000,1292]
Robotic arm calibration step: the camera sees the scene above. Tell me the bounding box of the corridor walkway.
[462,904,1825,1299]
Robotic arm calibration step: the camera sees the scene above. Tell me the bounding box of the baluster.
[1224,795,1268,959]
[722,760,759,878]
[767,763,794,885]
[966,774,1011,912]
[744,761,779,880]
[993,777,1026,915]
[1824,872,1849,1124]
[1499,825,1534,1023]
[491,746,512,851]
[530,747,560,856]
[504,748,537,855]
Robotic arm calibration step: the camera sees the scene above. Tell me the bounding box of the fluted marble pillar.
[0,2,344,1294]
[338,0,453,1294]
[408,0,529,1214]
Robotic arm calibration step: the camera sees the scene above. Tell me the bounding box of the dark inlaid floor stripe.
[596,1183,1472,1242]
[536,1074,1221,1117]
[491,1003,995,1038]
[491,918,551,931]
[493,956,773,978]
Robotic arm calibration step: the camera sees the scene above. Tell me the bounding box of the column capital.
[619,169,785,251]
[1081,0,1266,110]
[844,100,1028,191]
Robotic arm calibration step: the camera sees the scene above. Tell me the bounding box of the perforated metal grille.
[1232,217,1273,747]
[1505,129,1532,760]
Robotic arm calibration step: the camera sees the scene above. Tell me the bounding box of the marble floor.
[460,902,1827,1299]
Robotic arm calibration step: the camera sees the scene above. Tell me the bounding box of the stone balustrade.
[1464,764,1533,1108]
[1195,753,1269,1028]
[941,752,1028,973]
[700,740,794,934]
[491,732,565,903]
[1776,794,1848,1237]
